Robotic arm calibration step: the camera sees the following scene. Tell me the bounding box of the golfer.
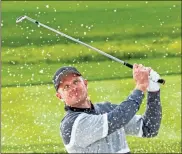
[52,64,162,153]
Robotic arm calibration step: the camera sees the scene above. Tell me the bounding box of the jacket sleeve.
[107,89,144,135]
[142,91,162,137]
[124,91,162,137]
[66,89,144,148]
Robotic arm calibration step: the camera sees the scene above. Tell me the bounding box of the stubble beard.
[71,91,88,107]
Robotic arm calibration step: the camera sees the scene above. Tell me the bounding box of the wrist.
[135,84,147,92]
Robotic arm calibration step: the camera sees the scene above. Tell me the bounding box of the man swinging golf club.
[52,64,162,153]
[16,15,162,153]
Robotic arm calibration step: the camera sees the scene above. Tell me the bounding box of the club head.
[16,16,27,23]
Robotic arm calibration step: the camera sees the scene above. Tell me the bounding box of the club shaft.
[26,16,131,67]
[21,16,166,84]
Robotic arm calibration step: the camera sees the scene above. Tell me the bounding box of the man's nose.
[69,84,77,91]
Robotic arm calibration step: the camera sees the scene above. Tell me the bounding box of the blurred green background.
[1,1,181,153]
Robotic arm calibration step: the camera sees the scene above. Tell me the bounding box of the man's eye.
[64,85,69,90]
[74,80,79,85]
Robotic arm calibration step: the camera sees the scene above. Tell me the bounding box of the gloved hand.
[147,69,160,92]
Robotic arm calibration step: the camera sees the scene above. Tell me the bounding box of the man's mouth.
[69,92,79,98]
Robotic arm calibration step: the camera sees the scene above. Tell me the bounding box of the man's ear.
[56,92,62,100]
[84,79,88,87]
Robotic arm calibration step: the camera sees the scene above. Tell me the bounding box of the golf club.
[16,15,165,84]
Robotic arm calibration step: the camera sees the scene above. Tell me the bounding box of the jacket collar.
[65,102,95,113]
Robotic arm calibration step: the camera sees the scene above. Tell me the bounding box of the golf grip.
[124,62,165,84]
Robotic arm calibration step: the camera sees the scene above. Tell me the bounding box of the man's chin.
[70,98,82,104]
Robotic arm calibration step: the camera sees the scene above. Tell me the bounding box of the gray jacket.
[60,89,162,153]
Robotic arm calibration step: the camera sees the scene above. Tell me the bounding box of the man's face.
[56,73,88,107]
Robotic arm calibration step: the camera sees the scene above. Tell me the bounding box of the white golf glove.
[147,69,160,92]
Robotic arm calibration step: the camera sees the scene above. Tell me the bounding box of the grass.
[1,1,181,153]
[1,75,181,153]
[2,40,181,64]
[1,1,181,64]
[1,57,181,87]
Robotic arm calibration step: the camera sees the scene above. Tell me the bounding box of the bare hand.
[133,64,150,92]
